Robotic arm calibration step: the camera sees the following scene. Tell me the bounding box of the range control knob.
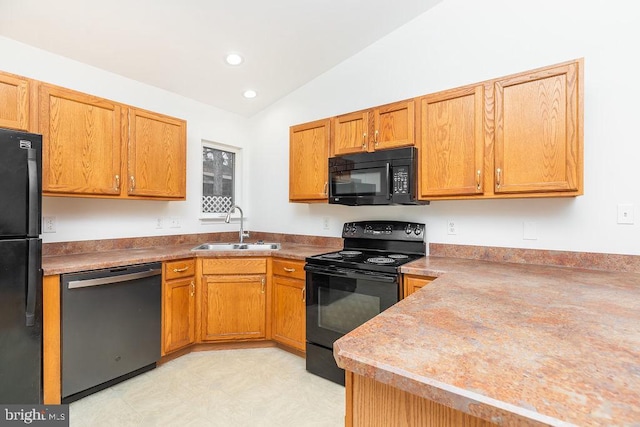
[414,226,422,236]
[350,226,357,233]
[405,225,413,234]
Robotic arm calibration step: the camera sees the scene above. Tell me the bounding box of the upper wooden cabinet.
[418,85,485,198]
[38,83,186,199]
[289,118,331,202]
[0,71,31,131]
[332,100,415,156]
[39,84,123,196]
[492,60,583,195]
[128,108,186,199]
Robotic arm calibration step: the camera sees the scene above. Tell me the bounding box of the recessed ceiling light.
[225,53,243,66]
[243,90,257,99]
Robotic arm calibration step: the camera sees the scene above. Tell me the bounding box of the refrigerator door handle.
[26,147,39,236]
[25,240,40,327]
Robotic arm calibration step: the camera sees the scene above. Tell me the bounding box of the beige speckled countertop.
[42,242,334,275]
[334,256,640,426]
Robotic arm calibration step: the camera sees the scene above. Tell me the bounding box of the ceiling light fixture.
[225,53,243,66]
[243,90,257,99]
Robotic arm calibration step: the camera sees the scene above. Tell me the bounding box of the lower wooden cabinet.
[403,274,435,298]
[272,258,306,352]
[162,259,196,355]
[200,258,268,342]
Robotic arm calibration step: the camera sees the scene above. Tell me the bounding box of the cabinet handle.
[261,277,265,294]
[130,175,136,191]
[283,267,296,273]
[323,181,328,196]
[496,168,502,189]
[362,133,367,149]
[374,130,379,147]
[190,281,195,297]
[476,170,481,191]
[114,174,120,191]
[302,287,306,302]
[173,266,189,273]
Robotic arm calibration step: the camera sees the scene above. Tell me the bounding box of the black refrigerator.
[0,128,43,404]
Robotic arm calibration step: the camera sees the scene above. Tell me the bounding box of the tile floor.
[69,347,345,426]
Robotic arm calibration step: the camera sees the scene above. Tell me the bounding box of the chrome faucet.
[225,205,249,243]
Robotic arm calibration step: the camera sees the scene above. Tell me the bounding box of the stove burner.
[366,257,396,265]
[322,253,343,259]
[339,250,362,257]
[388,254,409,259]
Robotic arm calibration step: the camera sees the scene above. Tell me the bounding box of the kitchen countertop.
[42,242,334,275]
[334,256,640,426]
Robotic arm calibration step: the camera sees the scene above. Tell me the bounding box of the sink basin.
[192,242,281,251]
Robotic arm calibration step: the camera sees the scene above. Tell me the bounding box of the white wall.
[0,36,253,243]
[249,0,640,256]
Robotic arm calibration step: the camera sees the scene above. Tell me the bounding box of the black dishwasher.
[61,262,162,403]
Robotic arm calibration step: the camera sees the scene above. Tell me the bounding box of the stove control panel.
[342,221,425,241]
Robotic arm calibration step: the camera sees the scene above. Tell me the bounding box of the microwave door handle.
[386,163,392,200]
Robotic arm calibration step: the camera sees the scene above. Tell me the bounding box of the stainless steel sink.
[192,242,281,251]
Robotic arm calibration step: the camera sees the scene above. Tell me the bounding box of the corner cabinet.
[332,99,415,156]
[38,82,186,199]
[272,258,306,352]
[0,71,32,131]
[289,119,331,202]
[492,60,583,195]
[200,258,269,342]
[403,275,435,298]
[162,259,196,355]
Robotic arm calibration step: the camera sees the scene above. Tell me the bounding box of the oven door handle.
[305,264,397,283]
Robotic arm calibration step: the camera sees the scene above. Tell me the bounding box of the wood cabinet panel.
[0,71,30,131]
[493,61,582,194]
[163,276,196,354]
[272,275,306,351]
[272,258,306,281]
[289,119,330,202]
[418,85,484,197]
[373,99,415,151]
[333,111,369,155]
[128,108,186,199]
[202,274,266,341]
[39,84,122,196]
[403,275,434,298]
[202,258,267,275]
[164,259,196,281]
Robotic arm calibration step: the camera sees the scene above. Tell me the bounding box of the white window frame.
[199,140,243,221]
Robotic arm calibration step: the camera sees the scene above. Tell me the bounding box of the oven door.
[305,263,399,349]
[328,160,391,205]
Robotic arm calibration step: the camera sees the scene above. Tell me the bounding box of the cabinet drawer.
[164,259,195,280]
[202,258,267,275]
[273,258,306,281]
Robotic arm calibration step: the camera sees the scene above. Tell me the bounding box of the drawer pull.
[302,287,306,302]
[173,266,190,273]
[261,277,265,294]
[283,267,296,273]
[190,281,195,297]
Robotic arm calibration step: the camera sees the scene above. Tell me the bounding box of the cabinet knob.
[130,175,136,191]
[261,277,265,294]
[302,287,306,302]
[323,181,328,196]
[362,133,367,149]
[114,174,120,191]
[190,281,195,297]
[476,170,481,191]
[173,266,190,273]
[374,130,379,146]
[496,168,502,189]
[283,267,296,273]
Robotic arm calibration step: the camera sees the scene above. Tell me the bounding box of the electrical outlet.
[43,216,56,233]
[169,217,181,228]
[617,204,634,224]
[447,220,457,235]
[155,217,164,229]
[322,217,330,230]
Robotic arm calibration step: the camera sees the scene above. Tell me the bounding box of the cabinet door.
[127,108,186,199]
[0,71,30,131]
[289,119,330,202]
[273,276,305,351]
[403,275,434,298]
[163,277,196,354]
[418,86,484,197]
[39,84,122,196]
[333,111,369,155]
[373,100,415,151]
[494,60,582,194]
[202,274,266,341]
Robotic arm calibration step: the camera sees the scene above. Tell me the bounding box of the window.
[201,141,242,220]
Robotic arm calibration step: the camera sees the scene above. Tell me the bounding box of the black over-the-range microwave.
[328,147,428,206]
